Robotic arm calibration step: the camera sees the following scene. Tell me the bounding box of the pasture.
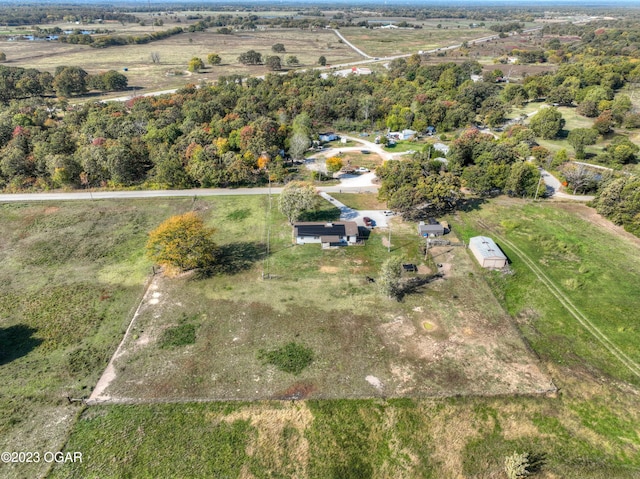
[0,198,196,479]
[94,194,550,403]
[45,197,640,479]
[0,27,358,95]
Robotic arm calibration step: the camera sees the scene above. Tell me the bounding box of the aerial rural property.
[0,1,639,478]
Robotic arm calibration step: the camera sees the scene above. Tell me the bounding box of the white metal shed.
[469,236,507,269]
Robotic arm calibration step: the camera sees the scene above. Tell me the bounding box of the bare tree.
[150,52,161,64]
[561,163,597,195]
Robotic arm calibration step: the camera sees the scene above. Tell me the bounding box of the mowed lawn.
[5,197,640,478]
[0,199,196,479]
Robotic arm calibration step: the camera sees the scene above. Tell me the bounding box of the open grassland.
[455,198,640,386]
[339,25,495,57]
[0,199,196,479]
[98,195,549,402]
[4,196,640,478]
[48,198,640,479]
[50,374,640,479]
[1,29,356,95]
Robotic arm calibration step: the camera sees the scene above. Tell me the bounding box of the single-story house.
[469,236,508,268]
[418,219,445,237]
[294,221,359,248]
[319,132,339,142]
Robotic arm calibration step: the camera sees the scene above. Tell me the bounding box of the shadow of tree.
[0,324,42,365]
[396,273,444,300]
[299,208,341,222]
[458,197,487,213]
[197,241,267,277]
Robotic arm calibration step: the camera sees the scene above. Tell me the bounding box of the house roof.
[469,236,507,260]
[294,221,358,238]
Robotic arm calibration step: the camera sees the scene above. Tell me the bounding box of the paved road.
[0,183,381,203]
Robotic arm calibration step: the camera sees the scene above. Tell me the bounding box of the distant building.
[418,219,445,237]
[318,132,339,143]
[469,236,507,268]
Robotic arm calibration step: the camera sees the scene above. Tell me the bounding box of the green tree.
[265,56,282,71]
[271,43,286,53]
[0,51,6,62]
[207,53,222,66]
[53,66,88,97]
[567,128,598,160]
[238,50,262,65]
[188,57,205,73]
[378,256,403,300]
[285,55,300,66]
[505,161,541,197]
[278,181,317,224]
[146,212,217,272]
[318,56,327,66]
[529,107,564,139]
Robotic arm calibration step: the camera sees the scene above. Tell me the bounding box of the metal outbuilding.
[469,236,507,269]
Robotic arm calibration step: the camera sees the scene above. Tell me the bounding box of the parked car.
[360,149,370,154]
[383,210,395,216]
[356,167,370,173]
[363,216,373,227]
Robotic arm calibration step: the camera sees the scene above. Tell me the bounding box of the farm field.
[0,28,357,94]
[339,25,495,58]
[94,194,550,403]
[38,197,640,478]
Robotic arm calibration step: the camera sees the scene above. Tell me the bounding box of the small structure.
[418,219,445,237]
[294,221,359,248]
[469,236,507,268]
[319,132,339,143]
[400,129,417,140]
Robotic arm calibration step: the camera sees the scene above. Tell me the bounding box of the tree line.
[0,65,128,102]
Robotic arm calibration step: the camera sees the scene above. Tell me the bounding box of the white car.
[356,167,370,173]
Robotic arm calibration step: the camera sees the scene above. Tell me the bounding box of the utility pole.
[534,173,543,202]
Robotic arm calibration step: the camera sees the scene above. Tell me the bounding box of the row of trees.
[0,65,128,102]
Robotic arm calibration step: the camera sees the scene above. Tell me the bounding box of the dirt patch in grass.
[319,265,340,273]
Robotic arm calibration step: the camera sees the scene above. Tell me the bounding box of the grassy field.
[94,195,549,402]
[0,199,200,479]
[331,192,387,210]
[3,197,640,478]
[1,28,357,95]
[339,25,496,57]
[455,198,640,385]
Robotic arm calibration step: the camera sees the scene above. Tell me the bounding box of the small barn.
[469,236,507,269]
[418,219,445,237]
